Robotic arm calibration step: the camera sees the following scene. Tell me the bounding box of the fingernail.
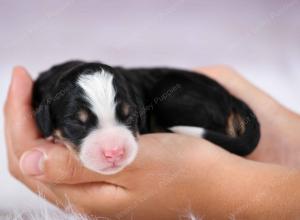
[20,150,46,176]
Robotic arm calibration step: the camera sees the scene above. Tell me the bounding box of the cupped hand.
[4,67,240,219]
[4,66,300,219]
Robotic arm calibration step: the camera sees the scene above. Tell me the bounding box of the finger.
[48,180,129,216]
[19,143,121,185]
[3,67,72,207]
[194,65,280,115]
[6,139,61,207]
[17,134,188,185]
[4,67,41,156]
[47,134,227,216]
[195,65,259,97]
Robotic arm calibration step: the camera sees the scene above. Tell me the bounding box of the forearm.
[189,147,300,219]
[235,163,300,219]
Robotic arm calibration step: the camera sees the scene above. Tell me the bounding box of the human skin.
[4,66,300,219]
[198,66,300,168]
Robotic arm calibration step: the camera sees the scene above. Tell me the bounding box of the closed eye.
[63,109,90,124]
[64,118,85,128]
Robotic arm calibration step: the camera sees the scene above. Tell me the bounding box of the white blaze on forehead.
[77,70,117,127]
[77,69,139,175]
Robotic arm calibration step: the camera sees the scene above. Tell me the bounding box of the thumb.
[4,66,40,156]
[19,142,118,185]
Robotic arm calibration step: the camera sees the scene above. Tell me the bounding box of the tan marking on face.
[54,129,64,140]
[53,129,80,155]
[78,109,89,123]
[122,103,130,117]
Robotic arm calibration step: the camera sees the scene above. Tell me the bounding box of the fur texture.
[33,61,260,174]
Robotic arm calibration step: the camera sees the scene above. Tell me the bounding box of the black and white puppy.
[32,61,260,174]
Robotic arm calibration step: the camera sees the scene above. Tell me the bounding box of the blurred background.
[0,0,299,212]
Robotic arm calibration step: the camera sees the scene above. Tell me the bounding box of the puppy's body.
[33,61,260,174]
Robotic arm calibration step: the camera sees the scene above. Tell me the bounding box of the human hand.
[3,67,241,219]
[5,66,300,219]
[196,65,300,168]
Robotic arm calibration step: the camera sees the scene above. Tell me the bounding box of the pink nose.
[102,147,125,163]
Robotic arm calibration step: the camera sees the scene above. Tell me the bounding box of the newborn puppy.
[32,61,260,174]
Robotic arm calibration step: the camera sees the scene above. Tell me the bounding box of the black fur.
[32,61,260,155]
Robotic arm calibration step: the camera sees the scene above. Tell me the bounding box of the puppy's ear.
[35,101,54,137]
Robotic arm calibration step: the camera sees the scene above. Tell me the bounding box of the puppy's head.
[35,63,139,174]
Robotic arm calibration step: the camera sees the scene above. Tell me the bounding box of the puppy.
[32,61,260,174]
